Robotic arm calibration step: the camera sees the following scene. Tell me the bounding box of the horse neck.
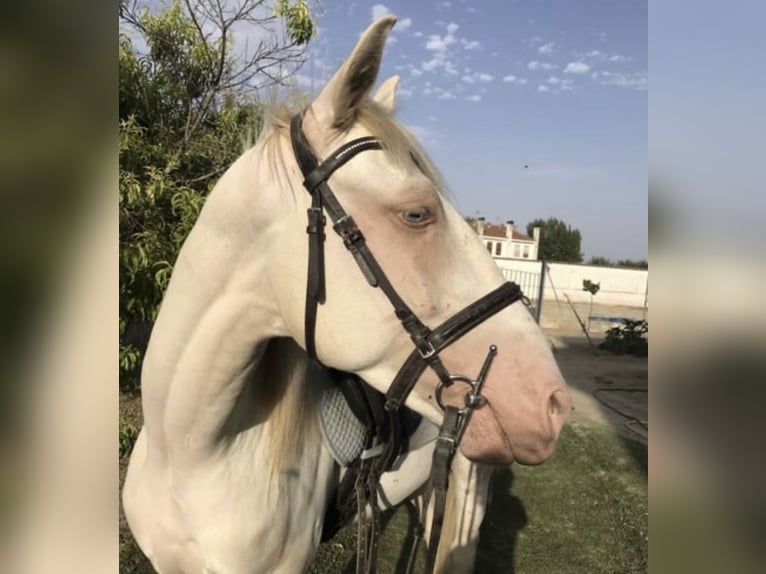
[140,135,314,465]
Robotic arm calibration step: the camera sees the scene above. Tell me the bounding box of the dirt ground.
[545,327,648,445]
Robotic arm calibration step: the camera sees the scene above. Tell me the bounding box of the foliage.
[527,217,583,262]
[600,320,648,357]
[119,1,316,391]
[588,256,648,269]
[274,0,315,44]
[616,259,648,269]
[588,255,612,266]
[582,279,601,296]
[120,417,140,458]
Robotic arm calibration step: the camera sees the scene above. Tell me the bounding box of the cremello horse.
[123,16,571,574]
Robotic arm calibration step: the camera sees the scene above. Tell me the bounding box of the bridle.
[289,112,528,573]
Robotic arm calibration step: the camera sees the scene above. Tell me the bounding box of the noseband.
[289,113,528,572]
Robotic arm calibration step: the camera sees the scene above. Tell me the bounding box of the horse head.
[265,16,571,466]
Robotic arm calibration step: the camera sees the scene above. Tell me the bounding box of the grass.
[120,422,647,573]
[474,422,647,574]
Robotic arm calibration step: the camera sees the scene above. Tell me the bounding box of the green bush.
[120,418,140,458]
[599,320,648,357]
[118,1,314,391]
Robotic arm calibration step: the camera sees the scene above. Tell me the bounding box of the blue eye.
[402,209,430,225]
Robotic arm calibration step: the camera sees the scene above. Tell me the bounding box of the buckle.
[418,340,436,360]
[333,215,364,247]
[306,207,325,234]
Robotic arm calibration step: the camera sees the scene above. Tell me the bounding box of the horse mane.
[258,337,321,479]
[259,93,448,197]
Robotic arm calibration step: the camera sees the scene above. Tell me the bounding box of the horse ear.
[311,16,397,131]
[373,75,400,113]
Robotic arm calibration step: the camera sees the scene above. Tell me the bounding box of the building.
[470,218,541,260]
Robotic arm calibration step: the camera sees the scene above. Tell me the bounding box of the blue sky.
[296,0,647,260]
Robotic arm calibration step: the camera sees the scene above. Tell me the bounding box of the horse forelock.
[259,94,448,198]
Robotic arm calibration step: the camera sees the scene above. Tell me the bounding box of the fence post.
[535,259,546,324]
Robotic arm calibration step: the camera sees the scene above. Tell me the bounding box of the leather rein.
[289,113,528,573]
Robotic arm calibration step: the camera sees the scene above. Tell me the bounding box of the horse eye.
[402,209,430,225]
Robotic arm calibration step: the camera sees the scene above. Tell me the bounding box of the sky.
[294,0,648,261]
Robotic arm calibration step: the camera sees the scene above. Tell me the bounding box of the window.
[495,242,502,256]
[514,244,520,258]
[523,245,530,259]
[486,241,493,253]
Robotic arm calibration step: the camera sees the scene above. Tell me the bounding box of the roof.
[470,221,534,241]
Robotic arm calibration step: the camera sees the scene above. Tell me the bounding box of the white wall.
[494,259,649,308]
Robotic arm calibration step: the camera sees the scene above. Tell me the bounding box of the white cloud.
[528,60,557,71]
[596,71,647,90]
[580,49,631,64]
[461,39,481,50]
[564,62,590,74]
[421,22,463,75]
[406,123,438,146]
[398,87,413,100]
[537,84,549,92]
[548,76,560,84]
[538,42,555,55]
[560,79,575,91]
[462,72,493,84]
[436,88,456,100]
[387,35,398,44]
[397,17,412,31]
[504,75,528,85]
[371,4,392,20]
[466,94,482,102]
[426,35,451,53]
[410,68,423,77]
[413,31,423,38]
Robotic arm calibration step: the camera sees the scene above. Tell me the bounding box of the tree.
[588,255,612,266]
[527,217,583,262]
[119,0,317,391]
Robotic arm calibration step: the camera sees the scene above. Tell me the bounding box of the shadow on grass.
[475,467,527,573]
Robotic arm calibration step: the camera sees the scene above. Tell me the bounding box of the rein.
[289,113,528,573]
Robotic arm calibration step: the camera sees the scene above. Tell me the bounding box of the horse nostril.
[549,389,572,419]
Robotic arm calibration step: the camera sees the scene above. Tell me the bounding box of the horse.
[122,15,572,574]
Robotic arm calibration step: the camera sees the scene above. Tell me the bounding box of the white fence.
[494,259,649,308]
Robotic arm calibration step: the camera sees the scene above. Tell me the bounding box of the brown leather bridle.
[289,112,528,573]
